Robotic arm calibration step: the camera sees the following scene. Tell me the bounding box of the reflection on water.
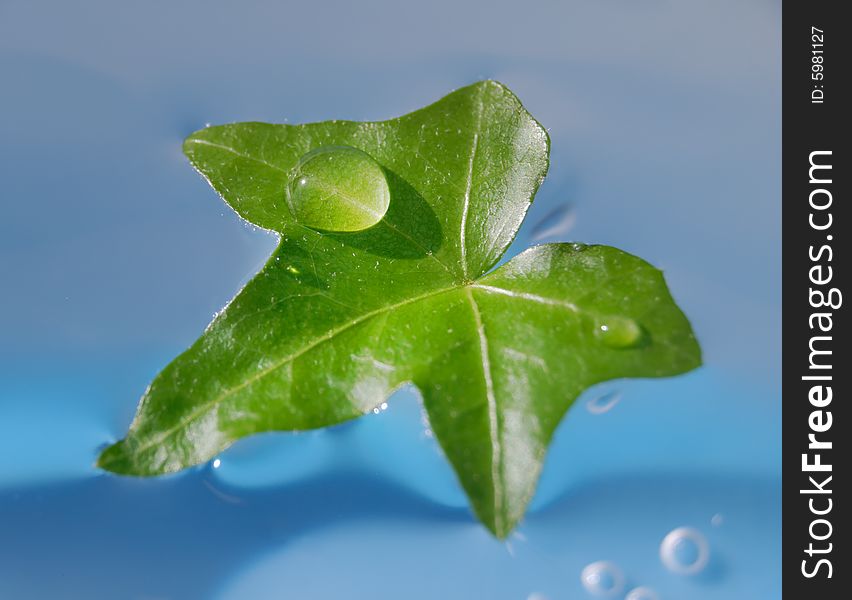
[1,0,779,597]
[586,391,622,415]
[531,203,576,242]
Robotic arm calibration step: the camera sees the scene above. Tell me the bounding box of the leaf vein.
[472,284,582,313]
[186,138,287,174]
[125,284,467,456]
[459,86,485,280]
[465,287,504,534]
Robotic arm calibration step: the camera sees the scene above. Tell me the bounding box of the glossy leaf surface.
[99,81,700,537]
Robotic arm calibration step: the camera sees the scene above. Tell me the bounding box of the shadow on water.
[0,470,466,600]
[327,168,443,260]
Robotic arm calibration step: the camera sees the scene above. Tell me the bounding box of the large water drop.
[580,561,625,597]
[286,145,390,232]
[660,526,710,575]
[594,316,642,348]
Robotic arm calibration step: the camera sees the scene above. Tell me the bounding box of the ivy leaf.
[98,81,701,537]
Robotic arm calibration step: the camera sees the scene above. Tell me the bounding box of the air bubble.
[660,526,710,575]
[286,145,389,231]
[580,561,625,597]
[625,587,659,600]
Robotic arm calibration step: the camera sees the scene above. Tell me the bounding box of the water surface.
[0,1,780,598]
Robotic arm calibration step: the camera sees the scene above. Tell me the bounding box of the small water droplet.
[660,527,710,575]
[286,145,389,232]
[711,513,724,527]
[586,391,622,415]
[625,587,659,600]
[531,203,576,241]
[421,409,434,438]
[580,561,625,597]
[595,316,642,348]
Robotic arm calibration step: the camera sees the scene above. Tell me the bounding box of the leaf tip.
[473,78,551,155]
[181,130,203,160]
[469,500,523,539]
[485,514,521,540]
[95,440,127,474]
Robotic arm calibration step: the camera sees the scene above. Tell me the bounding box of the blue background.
[0,1,780,598]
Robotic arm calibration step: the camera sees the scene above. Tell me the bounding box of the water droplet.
[586,391,622,415]
[625,587,659,600]
[595,316,642,348]
[711,513,724,527]
[580,561,625,597]
[286,145,390,232]
[420,409,434,438]
[372,402,389,415]
[531,203,576,241]
[660,527,710,575]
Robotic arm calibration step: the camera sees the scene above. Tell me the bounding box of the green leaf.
[98,81,701,537]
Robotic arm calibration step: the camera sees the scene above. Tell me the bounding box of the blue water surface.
[0,1,780,598]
